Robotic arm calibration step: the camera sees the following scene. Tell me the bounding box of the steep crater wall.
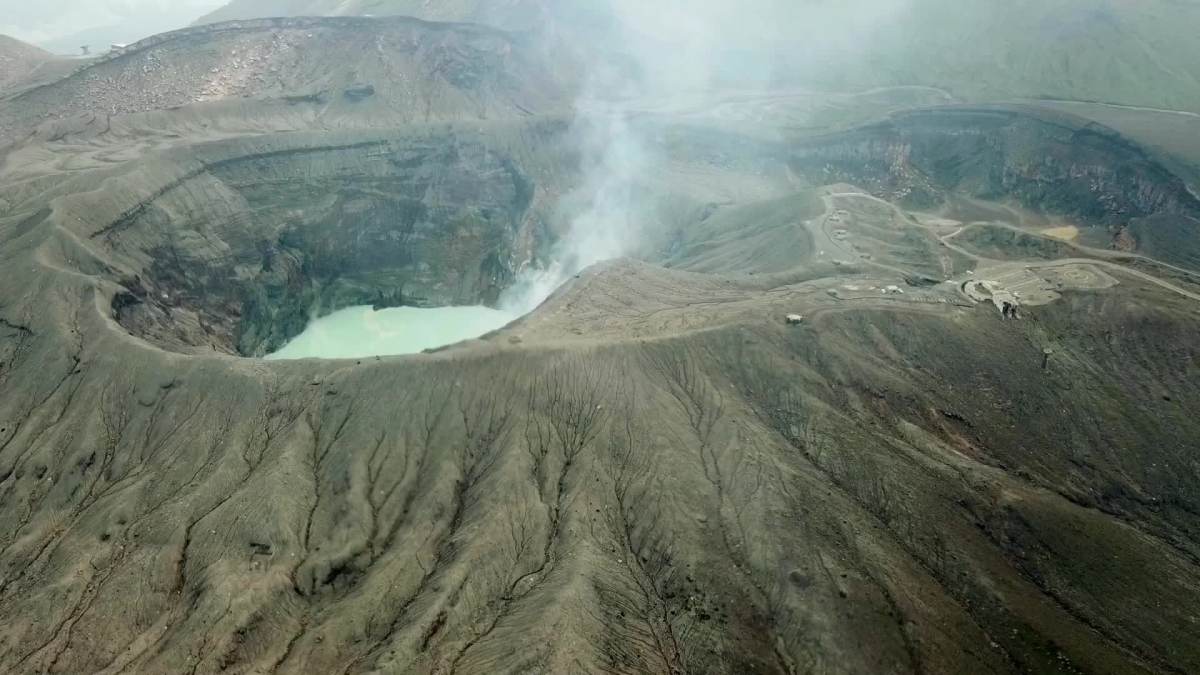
[88,106,1200,357]
[787,106,1200,267]
[98,127,565,356]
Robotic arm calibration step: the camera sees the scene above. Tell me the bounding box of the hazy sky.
[0,0,225,48]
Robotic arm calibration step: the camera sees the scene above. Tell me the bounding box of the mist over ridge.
[0,1,1199,674]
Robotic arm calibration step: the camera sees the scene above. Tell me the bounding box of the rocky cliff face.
[788,107,1200,263]
[85,103,1200,357]
[86,122,570,356]
[0,16,579,358]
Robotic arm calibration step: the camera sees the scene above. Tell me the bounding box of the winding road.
[821,188,1200,304]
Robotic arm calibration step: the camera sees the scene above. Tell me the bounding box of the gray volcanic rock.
[0,16,575,145]
[786,106,1200,268]
[196,0,559,31]
[1,10,1200,675]
[101,123,566,356]
[194,0,1200,111]
[0,35,54,93]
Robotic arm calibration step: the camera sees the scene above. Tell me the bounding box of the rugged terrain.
[0,16,574,146]
[0,36,59,94]
[196,0,561,31]
[0,8,1199,675]
[196,0,1200,111]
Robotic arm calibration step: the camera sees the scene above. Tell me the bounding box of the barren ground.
[0,15,1198,675]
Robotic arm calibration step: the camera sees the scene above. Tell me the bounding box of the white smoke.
[498,1,679,315]
[500,101,648,314]
[499,0,913,314]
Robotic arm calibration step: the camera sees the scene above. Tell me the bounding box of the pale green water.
[265,305,516,360]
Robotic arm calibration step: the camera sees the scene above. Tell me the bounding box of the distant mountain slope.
[825,0,1200,112]
[195,0,554,31]
[0,16,574,144]
[194,0,1200,112]
[0,35,53,93]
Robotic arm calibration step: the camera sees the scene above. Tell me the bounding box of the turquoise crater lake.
[265,305,516,360]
